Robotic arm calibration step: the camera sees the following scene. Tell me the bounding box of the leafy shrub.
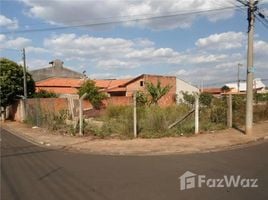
[254,93,268,103]
[199,93,213,107]
[210,97,227,124]
[78,80,107,109]
[136,91,148,106]
[33,89,58,98]
[180,91,195,106]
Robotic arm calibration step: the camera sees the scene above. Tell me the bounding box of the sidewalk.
[2,121,268,156]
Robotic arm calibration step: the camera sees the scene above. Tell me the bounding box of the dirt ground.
[2,120,268,155]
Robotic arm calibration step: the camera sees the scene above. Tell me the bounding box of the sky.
[0,0,268,87]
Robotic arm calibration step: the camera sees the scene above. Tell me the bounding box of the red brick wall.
[9,98,69,122]
[23,98,68,114]
[126,75,176,106]
[126,77,145,96]
[103,96,133,106]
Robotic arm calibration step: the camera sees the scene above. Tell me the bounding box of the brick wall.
[126,75,176,106]
[103,96,133,106]
[9,98,69,122]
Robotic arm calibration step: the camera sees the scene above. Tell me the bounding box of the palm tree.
[145,80,172,105]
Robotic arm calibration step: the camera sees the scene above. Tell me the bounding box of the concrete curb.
[2,123,268,156]
[2,124,67,151]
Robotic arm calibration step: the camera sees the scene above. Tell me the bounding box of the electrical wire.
[0,47,21,52]
[255,13,268,29]
[0,5,243,34]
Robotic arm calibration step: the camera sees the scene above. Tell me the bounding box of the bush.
[210,97,227,124]
[25,107,76,135]
[33,89,58,98]
[78,80,107,109]
[254,93,268,103]
[85,104,195,138]
[232,95,246,126]
[180,91,195,106]
[254,102,268,122]
[200,93,213,107]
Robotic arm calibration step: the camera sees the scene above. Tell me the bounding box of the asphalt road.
[1,128,268,200]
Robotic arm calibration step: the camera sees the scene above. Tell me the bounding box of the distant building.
[35,74,199,106]
[202,88,222,97]
[119,74,177,106]
[30,59,84,81]
[35,77,85,95]
[225,78,266,93]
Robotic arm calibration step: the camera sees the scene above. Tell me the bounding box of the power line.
[0,5,243,34]
[0,47,21,52]
[256,15,268,29]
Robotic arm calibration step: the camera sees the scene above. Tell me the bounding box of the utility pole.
[245,0,256,135]
[22,48,27,99]
[237,63,242,93]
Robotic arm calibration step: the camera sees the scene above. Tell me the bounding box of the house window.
[140,81,144,87]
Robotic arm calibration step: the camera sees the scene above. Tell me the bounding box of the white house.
[225,78,266,93]
[176,78,199,103]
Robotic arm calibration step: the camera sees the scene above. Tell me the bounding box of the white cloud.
[0,35,31,49]
[26,46,49,54]
[0,15,19,30]
[195,31,246,50]
[43,33,184,70]
[0,34,6,42]
[96,59,138,70]
[191,54,228,63]
[5,37,32,49]
[0,34,48,54]
[40,32,268,83]
[24,59,49,69]
[89,73,115,79]
[20,0,237,30]
[44,34,133,58]
[255,40,268,55]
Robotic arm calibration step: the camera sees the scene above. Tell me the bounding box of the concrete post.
[133,91,137,138]
[1,107,5,122]
[227,94,232,128]
[195,95,199,134]
[245,0,255,135]
[21,99,26,122]
[79,93,87,136]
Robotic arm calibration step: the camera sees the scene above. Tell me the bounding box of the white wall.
[176,78,199,103]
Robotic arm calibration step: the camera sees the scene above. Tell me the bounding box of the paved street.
[1,128,268,200]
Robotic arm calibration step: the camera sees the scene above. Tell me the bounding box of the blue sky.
[0,0,268,87]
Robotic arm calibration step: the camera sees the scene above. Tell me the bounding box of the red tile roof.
[35,77,130,94]
[36,87,79,94]
[202,88,222,94]
[36,77,85,87]
[94,79,131,89]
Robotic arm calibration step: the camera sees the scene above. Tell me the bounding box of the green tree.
[0,58,35,108]
[136,91,148,106]
[33,89,58,98]
[78,80,107,109]
[200,93,213,107]
[181,91,195,106]
[145,80,172,105]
